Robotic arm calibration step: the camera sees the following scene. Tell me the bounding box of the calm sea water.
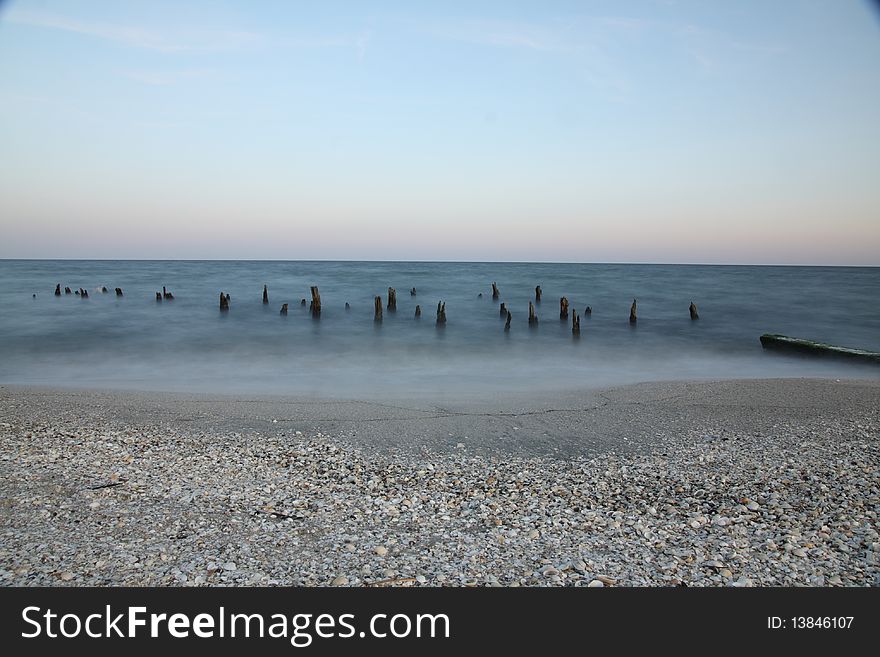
[0,260,877,398]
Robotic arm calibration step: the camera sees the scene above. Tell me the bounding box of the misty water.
[1,260,878,399]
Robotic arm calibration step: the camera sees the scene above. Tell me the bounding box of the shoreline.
[1,377,877,586]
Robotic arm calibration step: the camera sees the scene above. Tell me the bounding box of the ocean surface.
[0,260,878,399]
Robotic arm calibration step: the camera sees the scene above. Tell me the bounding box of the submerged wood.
[80,289,88,298]
[263,285,269,304]
[491,282,500,299]
[560,297,569,320]
[387,287,397,311]
[759,334,880,364]
[505,310,512,330]
[219,292,229,311]
[280,303,288,315]
[301,298,306,306]
[436,301,446,325]
[629,299,637,324]
[572,312,580,335]
[528,301,538,325]
[115,287,123,296]
[374,296,383,321]
[309,286,321,316]
[163,286,174,300]
[535,285,542,302]
[64,287,72,294]
[101,286,108,293]
[415,305,421,317]
[500,302,507,316]
[585,306,592,316]
[345,302,351,311]
[410,287,417,296]
[156,292,162,301]
[689,301,699,320]
[54,284,61,296]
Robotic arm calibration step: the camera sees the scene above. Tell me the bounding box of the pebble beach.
[1,378,877,587]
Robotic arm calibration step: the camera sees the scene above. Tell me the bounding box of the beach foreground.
[1,379,877,587]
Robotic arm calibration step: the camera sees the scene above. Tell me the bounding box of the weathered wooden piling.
[263,285,269,304]
[415,304,421,317]
[689,301,699,320]
[54,284,61,296]
[220,292,229,311]
[374,296,383,322]
[505,310,512,330]
[478,293,483,298]
[535,285,542,302]
[64,287,72,295]
[156,292,162,301]
[387,287,397,311]
[528,301,538,325]
[491,282,500,299]
[410,287,417,296]
[560,297,569,320]
[75,289,80,296]
[101,286,108,293]
[301,298,306,306]
[309,286,321,317]
[80,288,88,298]
[163,286,174,300]
[629,299,637,323]
[280,303,288,315]
[500,302,507,316]
[572,312,580,335]
[345,302,351,311]
[585,306,592,316]
[115,287,123,296]
[436,301,446,325]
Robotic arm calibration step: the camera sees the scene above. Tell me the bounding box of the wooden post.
[54,284,61,296]
[163,286,174,300]
[689,302,699,320]
[345,302,351,311]
[80,288,88,298]
[528,301,538,325]
[220,292,229,311]
[572,311,580,335]
[560,297,569,320]
[500,302,507,316]
[491,282,500,299]
[115,288,123,296]
[629,299,637,324]
[309,286,321,316]
[505,310,512,330]
[101,286,108,293]
[374,296,383,321]
[387,287,397,311]
[280,303,288,315]
[263,285,269,304]
[64,287,72,295]
[410,287,417,296]
[301,298,306,306]
[156,292,161,301]
[585,306,592,316]
[436,301,446,325]
[415,304,421,317]
[535,285,542,302]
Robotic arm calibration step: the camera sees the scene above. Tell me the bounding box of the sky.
[1,0,878,264]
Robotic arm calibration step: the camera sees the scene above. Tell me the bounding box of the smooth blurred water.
[0,260,877,398]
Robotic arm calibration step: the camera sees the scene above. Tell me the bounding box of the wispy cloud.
[121,68,220,86]
[4,9,262,53]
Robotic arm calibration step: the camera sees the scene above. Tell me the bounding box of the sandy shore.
[0,378,877,586]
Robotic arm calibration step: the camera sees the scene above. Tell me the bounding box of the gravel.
[0,380,877,587]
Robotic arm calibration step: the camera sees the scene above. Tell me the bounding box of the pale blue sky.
[1,0,878,264]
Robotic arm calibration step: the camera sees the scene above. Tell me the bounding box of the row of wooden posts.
[54,281,699,332]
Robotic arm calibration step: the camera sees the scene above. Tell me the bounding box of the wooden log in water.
[54,284,61,296]
[115,287,123,296]
[689,301,699,320]
[387,287,397,311]
[163,286,174,300]
[505,310,512,331]
[572,311,580,335]
[415,304,421,317]
[374,296,383,321]
[759,334,880,364]
[528,301,538,325]
[410,287,417,296]
[629,299,637,324]
[301,298,306,306]
[585,306,592,316]
[345,302,351,311]
[64,287,72,295]
[80,288,88,298]
[559,296,569,320]
[219,292,229,311]
[309,286,321,316]
[491,282,500,299]
[436,301,446,325]
[156,292,162,301]
[499,302,507,317]
[280,303,288,315]
[263,285,269,304]
[101,286,108,293]
[535,286,542,303]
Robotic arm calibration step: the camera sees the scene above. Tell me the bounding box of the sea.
[1,260,877,399]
